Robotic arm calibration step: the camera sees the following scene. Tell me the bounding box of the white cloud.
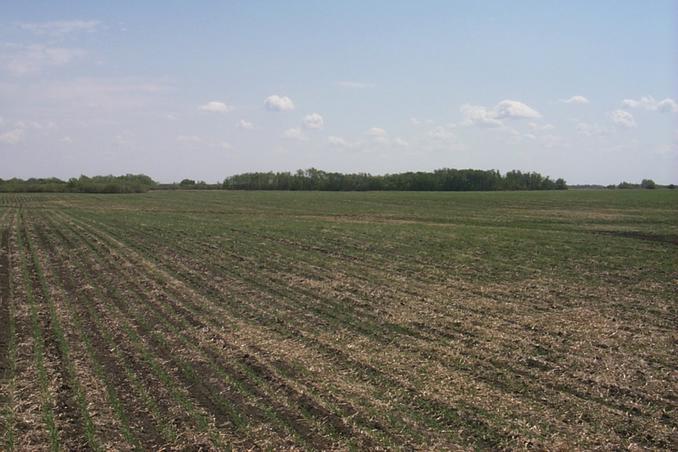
[621,96,678,113]
[610,110,636,128]
[0,43,85,75]
[428,125,456,141]
[460,105,503,127]
[366,127,388,143]
[264,95,295,111]
[393,137,409,147]
[366,127,387,138]
[13,120,57,131]
[621,99,644,109]
[494,100,541,119]
[460,100,540,128]
[328,136,356,148]
[237,119,254,129]
[336,81,374,88]
[198,101,233,113]
[60,136,73,143]
[561,95,590,104]
[302,112,324,129]
[282,127,306,140]
[18,20,101,36]
[0,129,25,144]
[656,99,678,113]
[220,141,232,150]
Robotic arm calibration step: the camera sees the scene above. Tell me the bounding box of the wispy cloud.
[621,96,677,113]
[18,20,101,37]
[410,117,434,126]
[0,128,25,144]
[282,127,306,141]
[237,119,254,129]
[428,125,457,141]
[0,77,172,120]
[560,95,590,104]
[393,137,409,147]
[575,122,608,136]
[198,101,233,113]
[328,136,357,148]
[0,43,85,75]
[37,77,171,110]
[528,122,555,131]
[366,127,388,144]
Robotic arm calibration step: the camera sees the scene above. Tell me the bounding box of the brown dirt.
[17,221,90,449]
[54,209,386,449]
[33,217,170,449]
[63,221,349,449]
[4,193,675,450]
[0,227,10,381]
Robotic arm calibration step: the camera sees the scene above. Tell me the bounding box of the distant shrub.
[640,179,656,189]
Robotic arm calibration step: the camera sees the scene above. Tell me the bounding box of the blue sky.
[1,1,676,184]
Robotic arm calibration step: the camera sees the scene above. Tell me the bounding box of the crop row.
[0,192,675,449]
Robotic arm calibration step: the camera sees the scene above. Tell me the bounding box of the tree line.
[610,179,671,189]
[0,174,156,193]
[3,170,671,193]
[222,168,568,191]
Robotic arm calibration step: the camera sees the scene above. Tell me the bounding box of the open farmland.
[0,190,676,450]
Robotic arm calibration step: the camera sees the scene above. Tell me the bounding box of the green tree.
[640,179,656,189]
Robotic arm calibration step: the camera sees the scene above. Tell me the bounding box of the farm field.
[0,190,676,450]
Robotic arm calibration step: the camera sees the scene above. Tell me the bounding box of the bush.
[640,179,656,189]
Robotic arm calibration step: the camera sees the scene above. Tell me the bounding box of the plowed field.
[0,190,676,450]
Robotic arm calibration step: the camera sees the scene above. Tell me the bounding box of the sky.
[0,1,676,184]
